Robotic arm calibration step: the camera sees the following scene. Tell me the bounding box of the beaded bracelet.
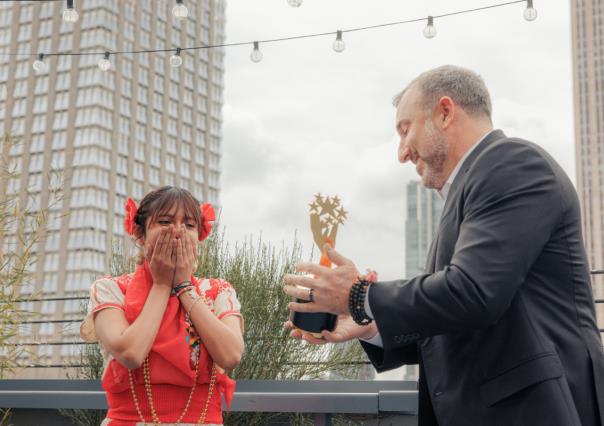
[175,285,194,297]
[172,281,193,296]
[348,278,373,325]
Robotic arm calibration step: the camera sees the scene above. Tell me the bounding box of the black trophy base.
[290,299,337,338]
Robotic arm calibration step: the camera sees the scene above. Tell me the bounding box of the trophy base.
[290,307,337,337]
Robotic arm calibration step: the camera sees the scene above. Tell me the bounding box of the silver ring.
[308,288,314,302]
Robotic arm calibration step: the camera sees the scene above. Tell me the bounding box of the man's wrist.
[349,278,373,325]
[360,322,378,340]
[364,284,374,320]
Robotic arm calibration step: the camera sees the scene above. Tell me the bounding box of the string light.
[62,0,79,23]
[423,16,437,39]
[287,0,303,7]
[170,48,183,67]
[333,31,345,53]
[32,53,46,73]
[97,52,111,71]
[523,0,537,21]
[2,1,532,68]
[172,0,188,21]
[250,41,263,63]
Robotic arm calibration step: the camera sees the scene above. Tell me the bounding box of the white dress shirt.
[360,130,494,348]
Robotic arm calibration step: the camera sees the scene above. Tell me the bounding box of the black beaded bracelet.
[348,278,373,325]
[171,281,193,296]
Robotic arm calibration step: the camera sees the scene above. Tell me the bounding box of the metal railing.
[7,269,604,367]
[0,379,419,426]
[1,270,602,425]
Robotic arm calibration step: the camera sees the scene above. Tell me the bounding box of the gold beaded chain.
[197,364,217,425]
[127,291,219,426]
[128,358,216,426]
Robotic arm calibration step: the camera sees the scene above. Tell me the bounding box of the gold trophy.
[290,193,348,338]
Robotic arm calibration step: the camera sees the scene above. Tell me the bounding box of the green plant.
[199,230,367,425]
[0,133,62,425]
[64,227,369,425]
[58,239,133,425]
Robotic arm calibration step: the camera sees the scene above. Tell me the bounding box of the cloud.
[220,0,574,282]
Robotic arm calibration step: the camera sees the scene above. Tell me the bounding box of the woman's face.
[142,204,199,249]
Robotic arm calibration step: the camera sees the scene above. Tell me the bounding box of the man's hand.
[284,315,378,345]
[283,245,360,316]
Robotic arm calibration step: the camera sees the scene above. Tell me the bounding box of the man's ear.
[437,96,455,130]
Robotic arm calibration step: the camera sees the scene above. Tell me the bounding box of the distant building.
[0,0,225,377]
[405,181,443,277]
[403,181,443,380]
[571,0,604,332]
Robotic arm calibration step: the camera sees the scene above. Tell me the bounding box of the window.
[29,153,44,173]
[44,253,59,272]
[17,24,31,41]
[51,151,65,169]
[45,232,61,252]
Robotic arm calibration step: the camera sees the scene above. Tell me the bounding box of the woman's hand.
[146,226,176,288]
[173,229,197,286]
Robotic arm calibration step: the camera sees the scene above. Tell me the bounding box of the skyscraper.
[0,0,225,377]
[403,180,443,380]
[405,180,443,278]
[571,0,604,328]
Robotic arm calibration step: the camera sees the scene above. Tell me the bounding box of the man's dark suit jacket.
[362,130,604,426]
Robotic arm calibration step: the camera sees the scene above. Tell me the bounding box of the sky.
[219,0,574,285]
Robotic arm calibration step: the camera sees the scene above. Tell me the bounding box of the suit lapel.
[439,129,507,220]
[422,129,507,274]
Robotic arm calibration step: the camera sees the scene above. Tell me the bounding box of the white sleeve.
[79,277,124,342]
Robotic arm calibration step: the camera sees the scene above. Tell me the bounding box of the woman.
[80,186,244,425]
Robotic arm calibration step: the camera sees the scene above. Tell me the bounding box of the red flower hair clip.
[198,203,215,241]
[124,198,138,236]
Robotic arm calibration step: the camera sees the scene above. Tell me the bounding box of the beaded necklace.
[127,290,218,426]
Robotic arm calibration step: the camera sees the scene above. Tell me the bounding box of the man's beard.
[420,121,448,189]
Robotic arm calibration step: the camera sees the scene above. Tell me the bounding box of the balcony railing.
[2,270,604,425]
[0,379,419,426]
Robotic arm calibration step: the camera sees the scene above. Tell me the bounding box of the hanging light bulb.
[333,30,345,53]
[62,0,79,23]
[524,0,537,21]
[423,16,437,39]
[172,0,188,20]
[98,51,111,71]
[250,41,263,63]
[170,48,183,67]
[287,0,303,7]
[32,53,46,73]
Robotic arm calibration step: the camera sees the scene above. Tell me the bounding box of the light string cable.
[1,0,531,65]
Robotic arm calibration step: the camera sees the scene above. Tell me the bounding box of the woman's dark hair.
[133,186,203,238]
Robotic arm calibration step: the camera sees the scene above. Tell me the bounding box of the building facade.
[403,180,443,380]
[405,180,443,278]
[0,0,225,377]
[571,0,604,328]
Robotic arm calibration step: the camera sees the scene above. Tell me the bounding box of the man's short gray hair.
[393,65,492,122]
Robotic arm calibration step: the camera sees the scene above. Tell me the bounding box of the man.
[284,65,604,426]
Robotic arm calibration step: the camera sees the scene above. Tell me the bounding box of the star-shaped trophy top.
[309,193,348,249]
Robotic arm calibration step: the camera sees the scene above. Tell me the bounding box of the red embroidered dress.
[80,262,242,426]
